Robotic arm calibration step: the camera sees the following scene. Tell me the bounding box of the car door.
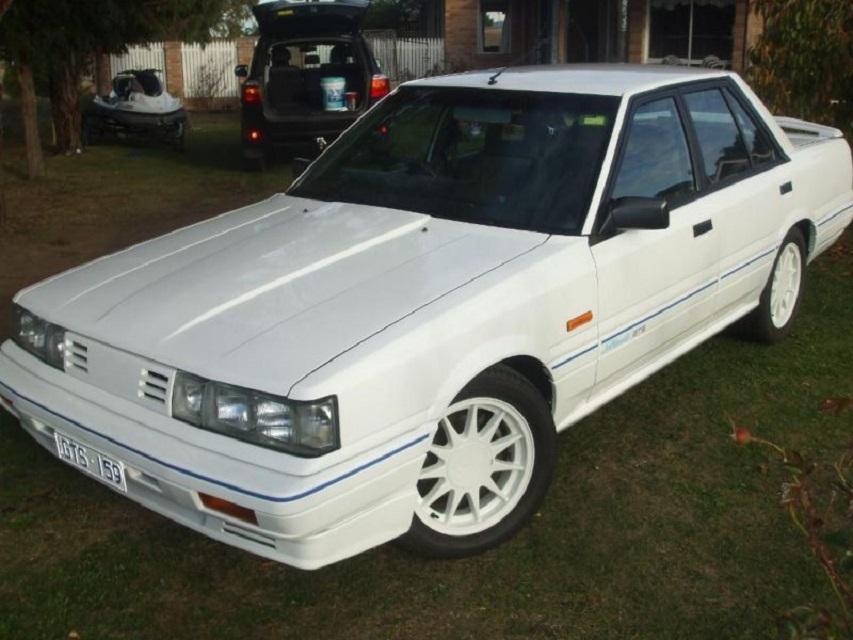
[589,93,720,391]
[678,83,789,317]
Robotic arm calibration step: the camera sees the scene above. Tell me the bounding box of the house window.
[480,0,511,54]
[647,0,735,66]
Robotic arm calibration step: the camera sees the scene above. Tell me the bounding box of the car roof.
[404,64,733,97]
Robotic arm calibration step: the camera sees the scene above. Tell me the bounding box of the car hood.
[17,195,547,394]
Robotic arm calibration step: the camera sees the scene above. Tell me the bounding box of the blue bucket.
[321,77,346,111]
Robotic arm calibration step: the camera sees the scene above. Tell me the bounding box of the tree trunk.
[49,54,83,155]
[18,62,45,179]
[0,0,13,21]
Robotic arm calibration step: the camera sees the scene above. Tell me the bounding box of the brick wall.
[627,0,647,64]
[94,52,112,96]
[445,0,537,71]
[731,0,764,72]
[236,37,256,69]
[164,41,184,97]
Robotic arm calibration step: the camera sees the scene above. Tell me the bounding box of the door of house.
[565,0,627,63]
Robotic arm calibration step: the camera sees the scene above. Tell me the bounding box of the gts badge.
[603,323,647,353]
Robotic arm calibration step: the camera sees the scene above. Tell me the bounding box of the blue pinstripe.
[0,378,429,504]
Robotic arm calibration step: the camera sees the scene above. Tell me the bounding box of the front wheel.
[399,365,556,558]
[742,228,806,343]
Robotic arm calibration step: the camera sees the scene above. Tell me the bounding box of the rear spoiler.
[775,116,844,146]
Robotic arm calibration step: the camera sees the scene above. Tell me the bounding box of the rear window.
[252,38,361,76]
[267,42,356,70]
[290,87,620,235]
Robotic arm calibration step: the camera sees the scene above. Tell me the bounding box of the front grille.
[138,367,170,405]
[65,339,89,373]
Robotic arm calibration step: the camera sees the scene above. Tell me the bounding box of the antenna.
[484,36,552,86]
[488,68,507,85]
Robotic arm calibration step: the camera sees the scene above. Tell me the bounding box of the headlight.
[12,305,65,370]
[172,371,339,457]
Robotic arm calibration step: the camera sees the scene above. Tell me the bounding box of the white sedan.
[1,65,851,569]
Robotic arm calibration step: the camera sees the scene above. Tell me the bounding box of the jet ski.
[83,69,187,150]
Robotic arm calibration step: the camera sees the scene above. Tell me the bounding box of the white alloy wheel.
[415,397,535,537]
[769,241,802,329]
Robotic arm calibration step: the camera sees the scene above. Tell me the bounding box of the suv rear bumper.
[242,112,360,157]
[0,342,430,570]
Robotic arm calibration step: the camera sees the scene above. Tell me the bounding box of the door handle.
[780,181,793,195]
[693,219,713,237]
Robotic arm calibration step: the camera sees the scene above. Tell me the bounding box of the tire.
[242,155,266,173]
[399,364,557,558]
[741,227,806,343]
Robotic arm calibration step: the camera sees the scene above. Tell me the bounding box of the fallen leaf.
[820,397,852,417]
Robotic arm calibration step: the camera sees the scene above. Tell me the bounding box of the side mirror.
[292,157,312,177]
[608,197,669,231]
[235,64,249,78]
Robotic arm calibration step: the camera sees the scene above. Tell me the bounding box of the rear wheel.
[242,155,266,172]
[741,228,806,343]
[400,365,556,558]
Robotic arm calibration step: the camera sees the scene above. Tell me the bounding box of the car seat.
[267,47,305,109]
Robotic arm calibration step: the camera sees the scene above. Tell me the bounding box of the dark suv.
[236,0,390,168]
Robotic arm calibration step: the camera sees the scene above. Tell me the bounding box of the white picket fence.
[108,36,445,99]
[182,41,240,98]
[365,33,446,81]
[109,41,167,81]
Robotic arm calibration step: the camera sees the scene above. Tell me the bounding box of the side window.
[611,97,695,204]
[725,89,777,167]
[684,89,750,184]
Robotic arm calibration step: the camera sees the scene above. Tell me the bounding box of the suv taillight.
[242,82,262,106]
[370,74,391,101]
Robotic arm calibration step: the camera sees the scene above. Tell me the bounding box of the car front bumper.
[0,342,431,570]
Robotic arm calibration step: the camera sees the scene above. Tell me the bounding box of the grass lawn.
[0,108,852,639]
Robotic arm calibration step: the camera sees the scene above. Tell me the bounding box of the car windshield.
[289,86,620,235]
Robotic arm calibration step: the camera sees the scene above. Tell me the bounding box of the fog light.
[199,493,258,525]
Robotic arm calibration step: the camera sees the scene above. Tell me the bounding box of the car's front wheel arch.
[399,363,557,558]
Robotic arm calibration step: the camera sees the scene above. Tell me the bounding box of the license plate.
[53,431,127,493]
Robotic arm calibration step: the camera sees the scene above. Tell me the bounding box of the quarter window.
[611,97,695,204]
[724,89,777,167]
[684,89,750,184]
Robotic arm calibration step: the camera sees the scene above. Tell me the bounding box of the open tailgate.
[253,0,370,38]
